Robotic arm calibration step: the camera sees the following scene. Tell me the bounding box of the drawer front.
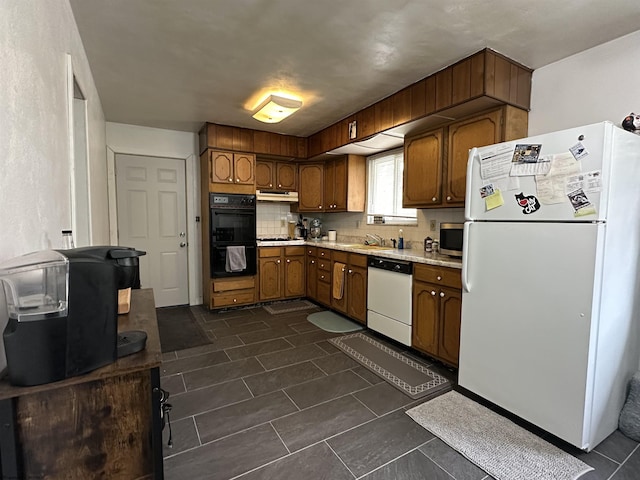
[348,253,367,268]
[317,259,331,272]
[259,247,282,258]
[317,248,331,260]
[317,270,331,284]
[332,251,348,263]
[212,290,255,307]
[285,246,305,256]
[212,277,255,293]
[413,263,461,288]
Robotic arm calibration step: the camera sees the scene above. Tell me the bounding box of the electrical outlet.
[430,220,436,231]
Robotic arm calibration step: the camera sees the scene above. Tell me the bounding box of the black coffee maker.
[0,246,145,387]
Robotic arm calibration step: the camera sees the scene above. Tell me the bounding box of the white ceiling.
[69,0,640,137]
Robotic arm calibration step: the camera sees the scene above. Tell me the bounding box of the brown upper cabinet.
[199,123,307,158]
[201,150,256,194]
[323,155,365,212]
[306,48,532,158]
[298,163,324,212]
[403,105,528,208]
[298,155,365,213]
[256,160,297,191]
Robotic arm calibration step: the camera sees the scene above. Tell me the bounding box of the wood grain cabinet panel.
[403,106,528,208]
[403,129,444,207]
[298,163,324,212]
[446,109,503,205]
[412,264,462,367]
[256,160,297,191]
[207,150,255,193]
[259,247,305,301]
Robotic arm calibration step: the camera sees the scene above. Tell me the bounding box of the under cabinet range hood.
[256,190,299,202]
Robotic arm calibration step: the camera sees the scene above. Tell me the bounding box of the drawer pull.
[440,292,445,297]
[431,291,436,295]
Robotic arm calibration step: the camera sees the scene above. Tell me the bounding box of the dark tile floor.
[159,303,640,480]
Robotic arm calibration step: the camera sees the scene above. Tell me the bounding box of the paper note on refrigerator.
[535,153,582,204]
[479,142,516,180]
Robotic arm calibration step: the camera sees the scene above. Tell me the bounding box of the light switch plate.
[430,220,436,231]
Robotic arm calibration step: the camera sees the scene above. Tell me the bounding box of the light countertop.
[257,239,462,269]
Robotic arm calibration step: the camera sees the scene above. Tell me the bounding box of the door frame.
[106,123,201,306]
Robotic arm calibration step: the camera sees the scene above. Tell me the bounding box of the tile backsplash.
[256,203,292,237]
[255,202,465,248]
[319,208,465,249]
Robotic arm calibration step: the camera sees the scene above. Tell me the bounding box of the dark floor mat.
[157,306,211,353]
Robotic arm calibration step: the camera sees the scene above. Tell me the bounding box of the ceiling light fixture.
[252,94,302,123]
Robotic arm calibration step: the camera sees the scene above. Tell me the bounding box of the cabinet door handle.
[278,184,282,188]
[310,260,315,264]
[287,259,291,263]
[277,259,281,264]
[341,267,345,272]
[437,276,442,281]
[446,196,451,201]
[269,183,273,187]
[236,178,240,183]
[432,197,437,202]
[320,275,325,280]
[228,178,233,182]
[440,292,445,297]
[431,290,436,295]
[348,269,353,274]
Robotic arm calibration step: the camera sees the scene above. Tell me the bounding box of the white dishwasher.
[367,256,413,346]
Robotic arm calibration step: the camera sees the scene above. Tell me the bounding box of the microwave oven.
[439,223,463,257]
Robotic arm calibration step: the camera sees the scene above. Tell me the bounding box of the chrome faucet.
[365,233,384,246]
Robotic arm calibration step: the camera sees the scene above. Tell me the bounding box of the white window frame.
[366,148,417,225]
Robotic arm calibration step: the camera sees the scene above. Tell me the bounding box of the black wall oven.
[209,193,257,278]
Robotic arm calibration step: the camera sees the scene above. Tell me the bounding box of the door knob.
[180,242,186,247]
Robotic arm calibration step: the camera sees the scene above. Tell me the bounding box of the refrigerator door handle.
[462,221,471,293]
[464,148,479,221]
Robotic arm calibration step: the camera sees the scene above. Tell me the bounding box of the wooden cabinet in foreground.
[203,150,255,194]
[210,276,256,309]
[403,106,528,208]
[298,155,365,213]
[330,251,367,325]
[298,164,324,212]
[259,246,305,301]
[256,160,297,191]
[412,264,462,367]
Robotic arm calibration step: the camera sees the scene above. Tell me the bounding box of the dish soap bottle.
[398,229,404,249]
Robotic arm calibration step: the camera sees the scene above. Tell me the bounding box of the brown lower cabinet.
[412,263,462,367]
[258,246,306,301]
[330,251,367,325]
[210,276,256,309]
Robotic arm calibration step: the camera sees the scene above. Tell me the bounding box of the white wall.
[0,0,108,262]
[106,123,201,305]
[529,29,640,135]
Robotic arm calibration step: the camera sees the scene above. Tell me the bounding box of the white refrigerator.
[459,121,640,451]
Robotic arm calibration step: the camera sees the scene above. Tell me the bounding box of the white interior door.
[115,154,189,307]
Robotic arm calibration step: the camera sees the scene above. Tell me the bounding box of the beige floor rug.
[263,300,317,315]
[406,391,593,480]
[329,333,450,399]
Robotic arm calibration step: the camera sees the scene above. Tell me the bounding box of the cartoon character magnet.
[515,192,541,214]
